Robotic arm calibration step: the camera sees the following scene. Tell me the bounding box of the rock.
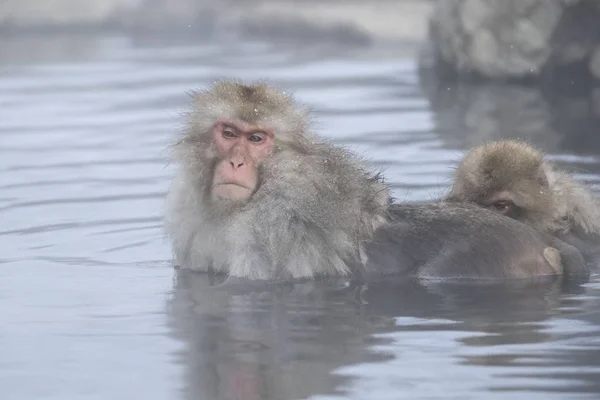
[423,0,600,84]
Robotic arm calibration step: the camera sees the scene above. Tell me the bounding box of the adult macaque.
[446,139,600,262]
[164,81,588,281]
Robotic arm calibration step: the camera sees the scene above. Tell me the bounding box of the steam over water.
[2,35,600,400]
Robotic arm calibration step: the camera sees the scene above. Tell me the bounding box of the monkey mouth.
[212,182,254,200]
[214,182,253,190]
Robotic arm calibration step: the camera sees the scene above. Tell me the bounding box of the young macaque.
[446,139,600,262]
[164,81,588,281]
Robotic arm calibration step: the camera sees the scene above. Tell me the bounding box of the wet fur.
[363,202,583,280]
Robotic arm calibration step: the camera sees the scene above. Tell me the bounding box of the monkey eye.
[492,201,511,212]
[248,134,264,143]
[222,128,236,139]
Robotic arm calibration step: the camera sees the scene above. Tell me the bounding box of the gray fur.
[363,202,587,280]
[542,164,600,237]
[164,80,389,280]
[447,139,600,237]
[164,81,588,281]
[446,139,600,263]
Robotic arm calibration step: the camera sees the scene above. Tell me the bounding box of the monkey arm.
[226,186,357,280]
[226,210,354,280]
[164,169,218,272]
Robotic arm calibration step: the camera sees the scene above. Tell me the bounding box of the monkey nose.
[229,160,244,169]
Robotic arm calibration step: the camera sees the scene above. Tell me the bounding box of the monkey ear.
[536,168,549,187]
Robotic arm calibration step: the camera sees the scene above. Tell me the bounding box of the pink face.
[211,119,275,202]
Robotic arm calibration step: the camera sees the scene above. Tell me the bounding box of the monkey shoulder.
[260,145,389,215]
[546,166,600,234]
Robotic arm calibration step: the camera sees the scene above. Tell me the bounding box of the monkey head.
[174,80,312,209]
[447,140,558,232]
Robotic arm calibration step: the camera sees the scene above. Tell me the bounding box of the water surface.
[2,34,600,400]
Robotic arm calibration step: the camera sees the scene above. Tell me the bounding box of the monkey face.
[210,119,275,202]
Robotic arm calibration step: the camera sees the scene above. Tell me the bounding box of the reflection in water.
[2,33,600,399]
[167,272,394,400]
[168,272,600,399]
[419,66,600,155]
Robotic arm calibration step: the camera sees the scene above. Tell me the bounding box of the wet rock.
[422,0,600,83]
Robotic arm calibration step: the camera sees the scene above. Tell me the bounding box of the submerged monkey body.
[364,203,568,279]
[164,81,588,281]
